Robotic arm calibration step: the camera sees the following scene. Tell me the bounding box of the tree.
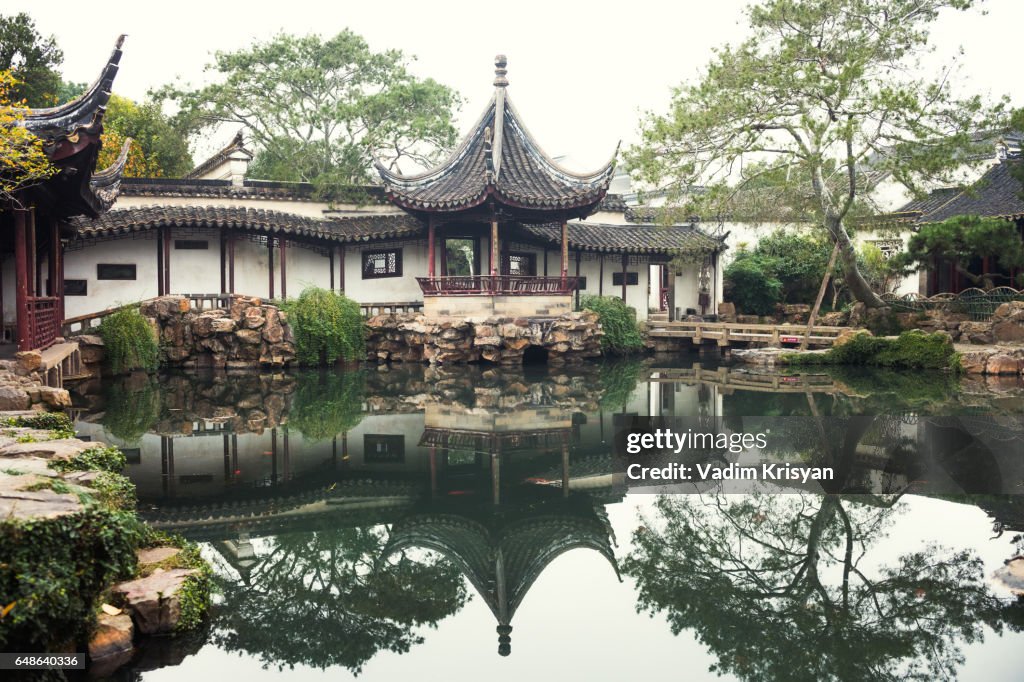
[94,95,193,177]
[890,215,1024,290]
[0,70,57,208]
[156,30,461,195]
[625,0,1005,308]
[212,525,468,673]
[623,493,1009,681]
[0,13,63,107]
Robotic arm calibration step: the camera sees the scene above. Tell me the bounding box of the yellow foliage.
[0,70,57,206]
[96,130,162,178]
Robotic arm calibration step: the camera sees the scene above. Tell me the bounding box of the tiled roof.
[72,205,422,243]
[377,56,616,217]
[525,222,726,255]
[118,178,389,203]
[916,161,1024,223]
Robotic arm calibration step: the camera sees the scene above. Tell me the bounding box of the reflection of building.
[383,496,619,656]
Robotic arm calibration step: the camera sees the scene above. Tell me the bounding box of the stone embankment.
[365,311,603,364]
[0,355,72,411]
[142,295,296,369]
[0,412,209,675]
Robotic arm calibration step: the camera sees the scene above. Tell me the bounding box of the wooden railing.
[360,302,424,317]
[28,296,60,350]
[62,293,236,337]
[646,320,847,348]
[416,275,579,296]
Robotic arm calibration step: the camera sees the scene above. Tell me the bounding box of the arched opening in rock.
[522,345,549,365]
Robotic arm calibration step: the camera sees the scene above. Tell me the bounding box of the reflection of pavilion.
[383,496,619,656]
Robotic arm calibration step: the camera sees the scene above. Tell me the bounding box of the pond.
[70,360,1024,681]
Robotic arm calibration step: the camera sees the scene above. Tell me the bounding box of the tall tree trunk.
[828,217,885,308]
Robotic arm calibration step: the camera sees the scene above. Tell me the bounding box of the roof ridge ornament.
[494,54,508,88]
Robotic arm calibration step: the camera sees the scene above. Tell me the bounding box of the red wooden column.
[13,209,30,351]
[329,246,335,291]
[280,237,287,299]
[560,220,569,282]
[575,249,582,309]
[339,246,345,292]
[621,253,628,302]
[219,232,226,294]
[427,217,436,278]
[156,227,164,296]
[26,210,36,299]
[228,232,235,293]
[163,226,171,295]
[267,237,275,299]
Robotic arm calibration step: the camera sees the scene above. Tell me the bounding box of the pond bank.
[0,411,211,675]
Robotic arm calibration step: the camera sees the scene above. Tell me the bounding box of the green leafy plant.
[3,412,74,437]
[723,254,784,316]
[49,445,126,474]
[580,295,644,355]
[280,287,366,365]
[101,375,161,443]
[97,307,159,374]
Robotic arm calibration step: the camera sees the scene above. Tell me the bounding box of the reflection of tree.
[289,370,365,441]
[212,525,468,673]
[101,374,161,442]
[623,494,1007,681]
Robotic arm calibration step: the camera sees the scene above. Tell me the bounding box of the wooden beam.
[490,218,499,276]
[163,226,171,295]
[27,210,36,298]
[427,217,436,278]
[220,231,226,294]
[561,221,569,281]
[621,253,628,302]
[228,232,235,293]
[329,246,335,291]
[157,227,164,296]
[268,237,275,299]
[575,249,581,309]
[280,237,287,300]
[339,246,345,292]
[599,256,604,296]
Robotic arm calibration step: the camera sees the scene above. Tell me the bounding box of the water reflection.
[623,493,1023,681]
[67,361,1024,679]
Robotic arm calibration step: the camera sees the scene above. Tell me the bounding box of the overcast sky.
[8,0,1022,169]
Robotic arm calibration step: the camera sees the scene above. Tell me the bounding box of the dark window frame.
[612,272,639,286]
[574,276,588,291]
[364,434,405,463]
[63,279,88,296]
[174,239,209,250]
[504,251,537,276]
[362,249,403,279]
[97,263,137,281]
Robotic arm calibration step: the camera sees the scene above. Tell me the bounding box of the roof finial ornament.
[494,54,508,88]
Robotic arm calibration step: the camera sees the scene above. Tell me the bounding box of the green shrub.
[723,255,783,316]
[580,295,644,355]
[0,509,141,650]
[3,412,75,439]
[49,445,126,474]
[597,358,646,408]
[137,530,211,631]
[98,307,159,374]
[280,287,365,365]
[785,330,958,370]
[90,471,137,511]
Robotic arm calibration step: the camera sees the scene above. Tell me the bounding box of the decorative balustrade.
[881,286,1024,321]
[28,296,60,350]
[62,293,236,336]
[416,275,579,296]
[359,302,424,317]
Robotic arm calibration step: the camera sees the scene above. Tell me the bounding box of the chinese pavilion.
[377,55,618,318]
[5,36,129,351]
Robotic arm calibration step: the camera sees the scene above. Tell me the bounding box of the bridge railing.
[360,301,424,317]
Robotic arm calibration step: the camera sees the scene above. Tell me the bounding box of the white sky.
[7,0,1022,169]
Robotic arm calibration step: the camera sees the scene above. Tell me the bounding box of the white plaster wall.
[282,243,333,297]
[62,235,159,318]
[342,240,428,303]
[168,227,221,295]
[113,194,401,219]
[232,237,273,299]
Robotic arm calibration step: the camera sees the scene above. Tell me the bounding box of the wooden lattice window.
[504,252,536,276]
[362,249,402,279]
[364,434,405,463]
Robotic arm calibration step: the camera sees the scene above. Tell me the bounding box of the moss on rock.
[784,330,959,370]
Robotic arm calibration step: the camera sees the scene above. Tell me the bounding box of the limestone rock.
[88,612,134,663]
[39,386,71,408]
[137,546,181,566]
[111,568,200,635]
[833,328,872,348]
[0,386,31,410]
[985,353,1021,376]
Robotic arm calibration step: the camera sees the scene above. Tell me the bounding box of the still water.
[72,360,1024,681]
